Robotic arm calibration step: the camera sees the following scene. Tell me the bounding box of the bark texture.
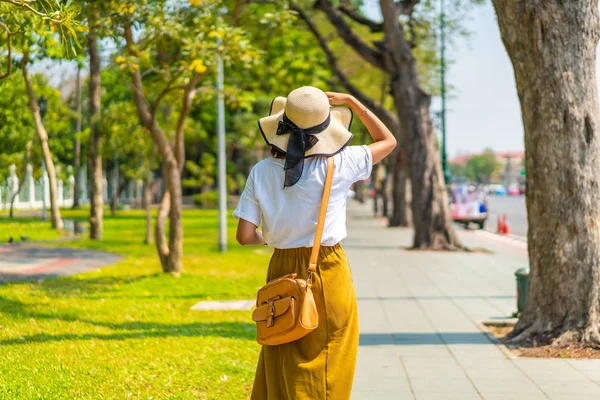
[493,0,600,344]
[144,173,153,245]
[389,148,410,226]
[22,60,63,230]
[380,0,459,248]
[88,29,104,240]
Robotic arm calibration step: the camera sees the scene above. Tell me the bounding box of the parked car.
[488,184,507,196]
[450,184,488,229]
[507,184,520,196]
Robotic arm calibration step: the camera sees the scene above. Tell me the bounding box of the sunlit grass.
[0,208,268,399]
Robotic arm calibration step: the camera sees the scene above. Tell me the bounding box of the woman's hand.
[325,92,354,106]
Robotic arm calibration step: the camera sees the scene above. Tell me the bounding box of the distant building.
[449,151,525,186]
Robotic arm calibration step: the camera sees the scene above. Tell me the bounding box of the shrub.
[193,191,218,208]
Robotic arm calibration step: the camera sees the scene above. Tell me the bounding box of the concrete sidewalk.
[345,201,600,400]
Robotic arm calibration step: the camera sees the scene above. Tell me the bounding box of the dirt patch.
[484,322,600,359]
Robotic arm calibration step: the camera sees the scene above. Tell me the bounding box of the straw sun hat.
[258,86,354,187]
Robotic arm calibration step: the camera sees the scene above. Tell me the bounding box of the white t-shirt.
[233,145,373,249]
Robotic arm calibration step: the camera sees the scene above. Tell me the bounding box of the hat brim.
[258,96,354,157]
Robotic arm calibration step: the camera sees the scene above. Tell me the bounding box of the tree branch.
[174,72,206,173]
[338,4,383,32]
[0,0,64,22]
[313,0,392,72]
[151,71,185,122]
[292,5,399,132]
[124,21,153,129]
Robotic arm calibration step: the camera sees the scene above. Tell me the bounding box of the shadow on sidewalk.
[359,332,494,346]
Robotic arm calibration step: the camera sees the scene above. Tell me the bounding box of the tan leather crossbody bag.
[251,156,334,346]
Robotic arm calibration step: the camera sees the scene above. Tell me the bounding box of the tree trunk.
[493,0,600,345]
[354,180,365,203]
[73,64,82,209]
[22,60,63,230]
[9,141,31,219]
[380,0,460,249]
[144,173,153,245]
[381,162,389,218]
[88,28,103,240]
[155,186,171,269]
[389,148,410,227]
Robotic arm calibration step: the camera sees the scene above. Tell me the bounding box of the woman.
[234,86,396,399]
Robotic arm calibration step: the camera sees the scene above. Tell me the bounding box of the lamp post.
[216,8,228,253]
[440,0,451,184]
[38,96,48,222]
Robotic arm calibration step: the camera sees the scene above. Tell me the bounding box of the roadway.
[483,195,528,238]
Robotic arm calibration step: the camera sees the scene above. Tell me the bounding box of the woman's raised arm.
[325,92,397,164]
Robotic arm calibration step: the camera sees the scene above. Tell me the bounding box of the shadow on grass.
[0,294,255,346]
[0,274,158,297]
[0,321,255,346]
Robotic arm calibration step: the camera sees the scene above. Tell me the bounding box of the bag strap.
[308,156,334,277]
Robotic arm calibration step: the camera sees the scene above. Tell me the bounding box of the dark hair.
[270,147,286,159]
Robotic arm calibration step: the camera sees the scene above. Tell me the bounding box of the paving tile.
[471,378,545,394]
[534,379,600,394]
[463,364,529,380]
[481,394,548,400]
[414,392,481,400]
[352,389,414,400]
[567,359,600,371]
[547,395,600,400]
[410,377,478,394]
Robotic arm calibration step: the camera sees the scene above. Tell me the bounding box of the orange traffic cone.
[497,215,504,234]
[502,214,510,235]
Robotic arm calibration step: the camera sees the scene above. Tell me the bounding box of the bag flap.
[252,296,293,322]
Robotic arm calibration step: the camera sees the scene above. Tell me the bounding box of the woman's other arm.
[325,92,397,164]
[236,219,267,246]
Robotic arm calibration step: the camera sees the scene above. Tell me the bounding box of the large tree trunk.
[380,0,460,249]
[73,65,82,209]
[493,0,600,345]
[88,28,104,240]
[22,60,63,230]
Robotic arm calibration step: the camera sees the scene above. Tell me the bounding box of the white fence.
[0,163,151,211]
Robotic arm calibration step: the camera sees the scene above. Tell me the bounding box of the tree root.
[505,319,600,348]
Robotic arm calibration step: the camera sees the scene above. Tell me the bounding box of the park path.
[344,201,600,400]
[0,244,121,284]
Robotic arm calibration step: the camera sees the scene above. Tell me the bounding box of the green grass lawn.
[0,208,269,399]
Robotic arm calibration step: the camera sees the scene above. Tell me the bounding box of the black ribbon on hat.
[276,112,331,187]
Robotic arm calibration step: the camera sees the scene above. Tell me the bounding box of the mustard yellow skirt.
[251,244,359,400]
